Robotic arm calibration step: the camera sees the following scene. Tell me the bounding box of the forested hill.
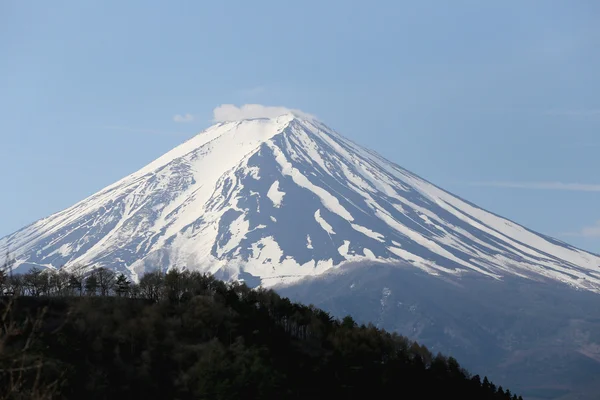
[0,268,522,400]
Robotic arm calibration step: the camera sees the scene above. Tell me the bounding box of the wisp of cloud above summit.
[468,181,600,192]
[562,221,600,238]
[212,104,315,122]
[173,113,195,123]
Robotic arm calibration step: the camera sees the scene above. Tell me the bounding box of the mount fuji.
[1,112,599,292]
[3,110,600,398]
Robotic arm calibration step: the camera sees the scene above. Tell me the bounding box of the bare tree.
[139,270,164,302]
[37,270,52,296]
[23,268,44,297]
[49,270,71,296]
[6,274,24,296]
[84,273,98,296]
[0,298,63,398]
[1,250,15,295]
[164,268,186,302]
[95,268,116,296]
[129,282,141,299]
[67,264,87,296]
[0,268,6,296]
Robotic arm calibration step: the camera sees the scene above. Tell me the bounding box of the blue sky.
[1,0,599,252]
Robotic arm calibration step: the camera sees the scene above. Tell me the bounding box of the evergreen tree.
[497,386,505,396]
[482,376,491,390]
[115,273,130,297]
[342,315,357,329]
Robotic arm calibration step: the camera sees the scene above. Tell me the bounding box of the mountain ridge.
[2,114,600,292]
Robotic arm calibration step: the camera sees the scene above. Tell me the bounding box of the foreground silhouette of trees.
[1,267,523,400]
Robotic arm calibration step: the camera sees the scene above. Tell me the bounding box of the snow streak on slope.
[2,114,600,292]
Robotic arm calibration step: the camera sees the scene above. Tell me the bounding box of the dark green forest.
[0,266,522,400]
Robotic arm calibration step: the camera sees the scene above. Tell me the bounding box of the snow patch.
[363,248,376,258]
[314,209,335,235]
[267,180,285,208]
[338,240,351,257]
[351,223,385,242]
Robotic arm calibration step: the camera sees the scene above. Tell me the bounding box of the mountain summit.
[2,114,600,290]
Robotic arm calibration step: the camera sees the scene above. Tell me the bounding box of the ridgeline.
[0,267,522,400]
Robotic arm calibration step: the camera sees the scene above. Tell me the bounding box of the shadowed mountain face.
[2,113,600,398]
[1,114,599,292]
[278,264,600,400]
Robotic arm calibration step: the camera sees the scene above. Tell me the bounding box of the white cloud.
[562,221,600,238]
[212,104,315,122]
[173,113,195,123]
[468,181,600,192]
[581,221,600,237]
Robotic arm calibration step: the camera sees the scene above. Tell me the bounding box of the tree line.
[0,262,524,400]
[0,265,134,298]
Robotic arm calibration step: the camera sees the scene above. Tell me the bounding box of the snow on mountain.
[2,113,600,291]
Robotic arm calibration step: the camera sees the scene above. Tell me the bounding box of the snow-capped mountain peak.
[2,114,600,291]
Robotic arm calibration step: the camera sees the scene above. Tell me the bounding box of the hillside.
[0,269,521,400]
[279,263,600,400]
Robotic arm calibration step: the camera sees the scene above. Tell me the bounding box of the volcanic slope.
[2,113,599,291]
